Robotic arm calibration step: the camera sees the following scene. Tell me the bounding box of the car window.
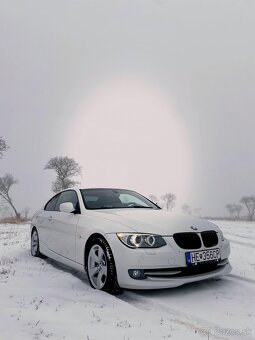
[80,189,159,210]
[118,193,148,207]
[54,190,80,212]
[44,194,60,211]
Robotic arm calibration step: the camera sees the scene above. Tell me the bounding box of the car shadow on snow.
[42,256,90,286]
[118,276,238,302]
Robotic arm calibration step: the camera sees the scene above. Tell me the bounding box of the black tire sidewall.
[86,237,119,294]
[31,228,40,257]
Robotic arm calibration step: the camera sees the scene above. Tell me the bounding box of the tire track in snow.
[117,290,254,340]
[228,274,255,285]
[226,233,255,241]
[227,237,255,249]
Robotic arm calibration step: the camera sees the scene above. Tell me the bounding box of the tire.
[31,228,41,257]
[86,237,120,294]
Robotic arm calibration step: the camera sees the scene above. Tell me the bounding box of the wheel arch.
[84,232,120,293]
[84,233,107,270]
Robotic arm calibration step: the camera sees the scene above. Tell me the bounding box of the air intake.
[173,232,201,249]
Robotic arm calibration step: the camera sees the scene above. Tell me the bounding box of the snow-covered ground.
[0,221,254,340]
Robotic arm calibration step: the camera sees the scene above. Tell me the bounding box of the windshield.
[80,189,160,210]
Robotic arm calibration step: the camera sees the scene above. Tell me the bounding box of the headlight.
[117,233,166,248]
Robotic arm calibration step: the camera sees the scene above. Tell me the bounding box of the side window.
[44,194,60,211]
[55,190,80,212]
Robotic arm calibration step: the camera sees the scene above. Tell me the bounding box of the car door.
[50,190,80,262]
[38,193,60,249]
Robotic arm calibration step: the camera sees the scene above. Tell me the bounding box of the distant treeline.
[1,136,255,222]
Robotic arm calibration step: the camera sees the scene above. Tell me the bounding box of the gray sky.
[0,0,255,217]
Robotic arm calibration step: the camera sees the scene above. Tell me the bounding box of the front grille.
[201,230,218,247]
[173,232,201,249]
[144,260,227,278]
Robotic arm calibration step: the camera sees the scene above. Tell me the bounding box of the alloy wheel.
[88,244,108,289]
[31,230,39,256]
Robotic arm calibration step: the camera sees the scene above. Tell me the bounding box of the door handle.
[48,216,53,221]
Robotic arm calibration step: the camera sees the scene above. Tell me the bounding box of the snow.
[0,221,254,340]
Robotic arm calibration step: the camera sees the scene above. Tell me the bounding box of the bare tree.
[182,204,192,215]
[0,174,20,219]
[161,193,176,211]
[0,137,9,159]
[22,206,30,219]
[234,204,243,219]
[226,204,235,219]
[45,156,82,193]
[226,204,243,220]
[240,196,255,221]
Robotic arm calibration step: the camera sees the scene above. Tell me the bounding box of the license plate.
[185,248,221,265]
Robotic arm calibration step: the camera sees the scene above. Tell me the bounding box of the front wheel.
[31,228,41,257]
[86,237,120,294]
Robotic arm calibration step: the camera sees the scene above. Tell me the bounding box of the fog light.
[128,269,146,280]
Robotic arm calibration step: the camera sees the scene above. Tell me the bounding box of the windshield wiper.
[92,205,154,210]
[127,205,153,209]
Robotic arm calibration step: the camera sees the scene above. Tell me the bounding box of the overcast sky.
[0,0,255,217]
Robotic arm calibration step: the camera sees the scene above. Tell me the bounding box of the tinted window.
[44,194,60,211]
[119,193,148,207]
[80,189,159,210]
[55,190,80,212]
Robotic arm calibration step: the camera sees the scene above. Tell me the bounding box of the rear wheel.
[86,237,120,294]
[31,228,41,257]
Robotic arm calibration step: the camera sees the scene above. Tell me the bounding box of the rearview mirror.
[59,202,75,213]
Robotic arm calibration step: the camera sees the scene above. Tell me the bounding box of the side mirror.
[59,202,75,213]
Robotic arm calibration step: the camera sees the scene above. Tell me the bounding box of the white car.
[31,188,231,293]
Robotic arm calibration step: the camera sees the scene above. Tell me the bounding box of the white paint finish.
[31,188,231,289]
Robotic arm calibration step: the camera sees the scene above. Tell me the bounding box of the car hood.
[94,209,218,234]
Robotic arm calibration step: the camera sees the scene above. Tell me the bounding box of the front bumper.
[105,234,232,289]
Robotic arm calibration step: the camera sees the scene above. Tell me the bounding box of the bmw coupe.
[31,188,231,293]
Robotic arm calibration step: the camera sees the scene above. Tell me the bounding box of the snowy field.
[0,221,254,340]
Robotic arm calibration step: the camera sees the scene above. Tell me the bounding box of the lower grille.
[144,260,227,279]
[173,232,201,249]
